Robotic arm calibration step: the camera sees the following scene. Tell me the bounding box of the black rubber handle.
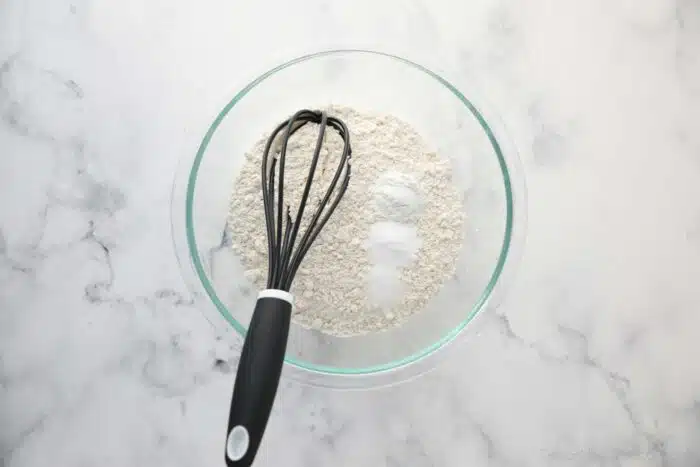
[225,296,292,466]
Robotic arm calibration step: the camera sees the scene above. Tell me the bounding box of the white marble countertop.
[2,0,700,465]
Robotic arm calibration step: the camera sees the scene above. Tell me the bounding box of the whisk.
[225,109,352,466]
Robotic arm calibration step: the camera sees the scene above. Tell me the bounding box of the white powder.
[228,106,464,336]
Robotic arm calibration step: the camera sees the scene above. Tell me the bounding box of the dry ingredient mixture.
[228,106,464,336]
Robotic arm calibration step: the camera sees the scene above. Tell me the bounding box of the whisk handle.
[225,291,293,467]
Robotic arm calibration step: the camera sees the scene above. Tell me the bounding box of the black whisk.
[225,110,352,467]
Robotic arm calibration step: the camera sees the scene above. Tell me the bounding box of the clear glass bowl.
[171,50,526,389]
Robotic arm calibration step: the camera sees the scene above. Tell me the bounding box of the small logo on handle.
[226,425,250,462]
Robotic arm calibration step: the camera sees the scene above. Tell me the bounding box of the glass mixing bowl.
[171,50,526,389]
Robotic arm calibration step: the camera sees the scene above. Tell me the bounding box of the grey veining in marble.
[2,0,700,466]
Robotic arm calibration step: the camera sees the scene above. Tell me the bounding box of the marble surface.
[2,0,700,465]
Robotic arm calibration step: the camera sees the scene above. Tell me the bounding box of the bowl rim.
[181,48,521,380]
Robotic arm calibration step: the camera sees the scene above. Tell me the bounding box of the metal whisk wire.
[260,109,352,291]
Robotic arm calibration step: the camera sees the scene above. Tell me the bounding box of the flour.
[228,106,465,336]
